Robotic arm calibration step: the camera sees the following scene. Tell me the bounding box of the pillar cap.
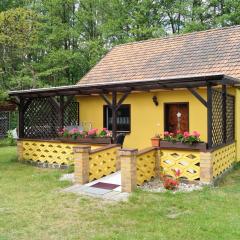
[73,145,91,153]
[119,148,138,155]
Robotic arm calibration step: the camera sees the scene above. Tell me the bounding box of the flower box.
[59,137,112,144]
[160,140,207,151]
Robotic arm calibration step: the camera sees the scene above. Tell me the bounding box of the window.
[103,104,131,132]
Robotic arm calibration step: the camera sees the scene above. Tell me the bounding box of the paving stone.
[102,191,121,200]
[62,184,83,192]
[83,187,112,195]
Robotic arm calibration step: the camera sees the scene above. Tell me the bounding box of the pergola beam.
[116,92,130,111]
[10,74,239,98]
[100,94,112,108]
[188,88,207,107]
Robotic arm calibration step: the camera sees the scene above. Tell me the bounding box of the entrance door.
[164,103,189,133]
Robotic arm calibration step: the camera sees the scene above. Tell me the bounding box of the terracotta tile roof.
[78,26,240,85]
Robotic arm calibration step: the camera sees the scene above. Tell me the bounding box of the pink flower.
[103,128,107,131]
[183,131,190,138]
[88,128,98,136]
[174,169,181,177]
[192,131,200,138]
[170,132,174,136]
[164,131,169,136]
[176,130,181,134]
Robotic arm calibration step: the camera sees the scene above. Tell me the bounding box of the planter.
[151,137,161,147]
[160,140,207,151]
[59,137,112,144]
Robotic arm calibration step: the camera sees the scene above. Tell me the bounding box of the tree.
[0,0,240,100]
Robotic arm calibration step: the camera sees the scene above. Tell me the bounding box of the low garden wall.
[136,147,158,185]
[161,149,200,181]
[119,142,237,192]
[89,145,120,181]
[74,144,121,184]
[17,139,102,168]
[211,143,236,179]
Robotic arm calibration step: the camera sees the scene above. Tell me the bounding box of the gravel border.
[139,178,204,193]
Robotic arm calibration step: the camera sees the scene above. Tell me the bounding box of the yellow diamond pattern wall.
[160,149,200,181]
[21,140,99,165]
[212,143,236,178]
[89,147,118,181]
[136,150,156,185]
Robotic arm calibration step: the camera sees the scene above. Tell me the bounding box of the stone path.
[62,171,129,201]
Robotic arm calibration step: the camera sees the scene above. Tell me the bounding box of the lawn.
[0,146,240,240]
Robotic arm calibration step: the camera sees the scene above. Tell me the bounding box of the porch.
[10,73,240,191]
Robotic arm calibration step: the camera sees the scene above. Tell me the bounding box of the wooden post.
[119,148,137,192]
[222,84,227,144]
[18,98,25,138]
[155,149,161,178]
[73,146,91,184]
[59,96,64,129]
[112,91,117,143]
[100,91,130,144]
[207,84,213,148]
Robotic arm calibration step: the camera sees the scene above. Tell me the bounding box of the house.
[9,26,240,189]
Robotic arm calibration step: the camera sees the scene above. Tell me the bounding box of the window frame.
[103,104,131,133]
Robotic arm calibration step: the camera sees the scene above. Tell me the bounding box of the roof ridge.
[114,25,240,48]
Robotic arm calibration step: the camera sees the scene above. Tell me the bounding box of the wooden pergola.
[0,101,17,138]
[9,73,240,148]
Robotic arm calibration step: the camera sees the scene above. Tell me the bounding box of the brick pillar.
[119,148,137,193]
[200,151,213,184]
[17,140,23,161]
[73,146,91,184]
[155,149,161,178]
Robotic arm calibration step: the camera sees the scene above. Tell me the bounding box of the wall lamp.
[152,95,159,106]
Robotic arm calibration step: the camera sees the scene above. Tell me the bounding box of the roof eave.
[8,74,240,97]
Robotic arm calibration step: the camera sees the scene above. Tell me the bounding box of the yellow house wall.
[77,89,208,149]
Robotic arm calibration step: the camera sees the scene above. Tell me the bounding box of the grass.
[0,147,240,240]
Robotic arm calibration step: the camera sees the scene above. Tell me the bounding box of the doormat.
[90,182,120,190]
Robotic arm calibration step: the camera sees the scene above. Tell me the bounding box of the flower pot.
[151,137,161,147]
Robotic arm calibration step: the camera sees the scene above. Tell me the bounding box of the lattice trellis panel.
[22,140,80,165]
[24,98,79,139]
[212,89,224,147]
[160,150,200,181]
[0,111,9,138]
[89,147,118,181]
[211,89,235,147]
[136,150,156,185]
[64,102,79,126]
[24,98,59,139]
[212,143,236,178]
[226,95,235,143]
